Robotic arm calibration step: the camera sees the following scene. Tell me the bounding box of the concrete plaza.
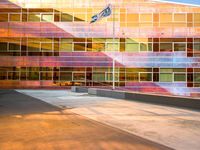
[17,89,200,150]
[0,90,171,150]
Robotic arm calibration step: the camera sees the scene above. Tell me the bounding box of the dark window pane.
[74,43,85,51]
[40,72,52,80]
[60,72,72,81]
[0,72,7,80]
[27,72,39,80]
[0,43,7,51]
[8,72,19,80]
[9,43,20,51]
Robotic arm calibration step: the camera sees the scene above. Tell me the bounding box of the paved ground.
[17,90,200,150]
[0,90,172,150]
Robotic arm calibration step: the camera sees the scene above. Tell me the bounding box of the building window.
[126,73,139,81]
[9,43,21,51]
[40,72,52,80]
[61,13,73,22]
[9,14,21,22]
[160,73,173,82]
[125,43,139,52]
[194,43,200,56]
[41,14,53,22]
[93,73,105,81]
[194,43,200,51]
[160,43,173,52]
[0,14,8,22]
[91,43,105,52]
[174,14,186,22]
[174,73,186,82]
[41,43,53,51]
[73,72,85,81]
[140,73,152,82]
[8,72,20,80]
[174,43,186,51]
[0,72,7,80]
[106,43,119,52]
[140,13,152,22]
[60,72,72,81]
[0,43,8,51]
[194,13,200,22]
[127,14,139,22]
[140,43,152,51]
[27,72,39,80]
[20,72,26,80]
[160,13,172,22]
[28,14,41,22]
[74,43,85,51]
[106,72,119,81]
[194,73,200,82]
[28,42,40,51]
[60,43,72,51]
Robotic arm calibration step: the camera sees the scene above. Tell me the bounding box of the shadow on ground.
[0,90,61,116]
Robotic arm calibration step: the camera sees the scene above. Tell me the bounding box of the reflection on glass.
[140,73,152,81]
[174,43,186,51]
[28,14,41,22]
[174,73,186,82]
[73,73,85,81]
[41,14,53,22]
[93,73,105,81]
[10,14,21,22]
[160,73,172,82]
[125,43,139,52]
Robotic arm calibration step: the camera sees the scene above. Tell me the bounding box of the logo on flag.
[90,4,112,23]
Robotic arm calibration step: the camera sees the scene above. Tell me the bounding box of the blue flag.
[90,4,112,23]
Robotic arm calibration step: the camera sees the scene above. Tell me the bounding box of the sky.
[163,0,200,5]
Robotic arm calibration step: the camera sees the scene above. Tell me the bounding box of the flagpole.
[112,4,115,90]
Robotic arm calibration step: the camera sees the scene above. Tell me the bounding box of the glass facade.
[0,0,200,97]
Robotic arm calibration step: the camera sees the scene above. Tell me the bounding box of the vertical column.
[21,37,27,56]
[187,68,193,87]
[54,10,60,22]
[153,68,159,82]
[119,68,125,86]
[86,67,92,86]
[54,38,59,56]
[153,38,159,52]
[53,67,60,84]
[187,38,193,57]
[22,8,27,22]
[120,38,125,52]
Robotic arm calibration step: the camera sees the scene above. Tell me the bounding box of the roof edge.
[153,0,200,7]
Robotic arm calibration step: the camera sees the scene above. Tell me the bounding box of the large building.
[0,0,200,97]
